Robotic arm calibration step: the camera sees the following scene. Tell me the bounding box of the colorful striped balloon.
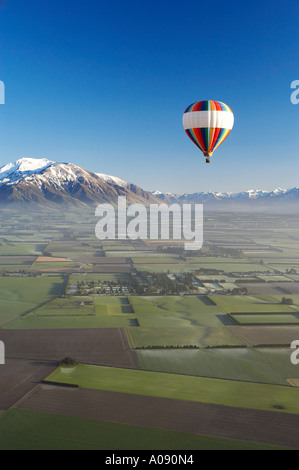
[183,100,234,163]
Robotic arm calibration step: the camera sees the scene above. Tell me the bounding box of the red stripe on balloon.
[192,128,207,152]
[210,128,222,151]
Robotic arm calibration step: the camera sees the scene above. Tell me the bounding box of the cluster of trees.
[0,269,41,277]
[137,271,196,295]
[226,287,248,295]
[60,357,78,366]
[157,243,243,259]
[281,297,294,305]
[137,345,200,349]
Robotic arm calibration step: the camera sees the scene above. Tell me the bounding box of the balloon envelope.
[183,100,234,159]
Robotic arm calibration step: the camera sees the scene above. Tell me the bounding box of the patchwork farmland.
[1,210,299,449]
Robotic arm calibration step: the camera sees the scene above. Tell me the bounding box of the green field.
[0,242,46,256]
[130,296,233,327]
[8,295,138,329]
[68,273,130,283]
[186,258,274,273]
[126,325,244,348]
[31,261,82,270]
[0,409,281,450]
[137,347,299,386]
[95,296,134,315]
[46,364,299,414]
[0,276,65,327]
[0,265,36,271]
[6,315,138,329]
[232,314,299,325]
[256,275,292,282]
[211,295,298,314]
[31,297,95,316]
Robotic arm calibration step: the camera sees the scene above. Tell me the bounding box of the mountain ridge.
[0,157,299,211]
[0,158,159,208]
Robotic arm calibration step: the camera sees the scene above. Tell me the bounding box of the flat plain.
[1,210,299,449]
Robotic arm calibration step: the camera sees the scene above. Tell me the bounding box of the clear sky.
[0,0,298,194]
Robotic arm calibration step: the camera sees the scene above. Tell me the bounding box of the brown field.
[0,328,140,368]
[0,328,139,409]
[238,282,299,296]
[92,265,133,273]
[243,250,278,254]
[0,359,56,409]
[17,385,299,449]
[236,282,292,296]
[274,283,299,295]
[0,256,36,264]
[36,257,71,263]
[89,257,129,264]
[44,244,90,253]
[60,255,104,264]
[229,325,299,346]
[133,260,182,264]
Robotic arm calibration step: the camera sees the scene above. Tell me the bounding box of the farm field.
[0,256,36,265]
[0,276,65,327]
[30,261,82,271]
[33,297,94,315]
[228,325,299,346]
[68,273,130,283]
[231,313,299,325]
[0,408,282,450]
[136,348,298,386]
[132,263,194,273]
[211,295,299,314]
[237,282,297,295]
[125,326,244,348]
[130,295,234,327]
[0,328,139,368]
[0,359,57,409]
[6,310,138,329]
[0,242,46,256]
[46,364,299,415]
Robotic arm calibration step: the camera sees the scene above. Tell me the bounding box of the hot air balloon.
[183,100,234,163]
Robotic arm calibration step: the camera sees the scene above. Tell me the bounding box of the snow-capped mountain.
[0,158,159,207]
[150,187,295,202]
[1,157,299,211]
[96,173,130,188]
[0,158,53,185]
[150,186,299,210]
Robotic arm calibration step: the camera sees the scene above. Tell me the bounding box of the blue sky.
[0,0,298,193]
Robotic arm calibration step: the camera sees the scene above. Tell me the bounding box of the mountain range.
[0,157,299,211]
[0,158,159,208]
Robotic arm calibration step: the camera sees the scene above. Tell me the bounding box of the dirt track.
[18,385,299,449]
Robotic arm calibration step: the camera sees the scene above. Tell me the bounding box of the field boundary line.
[0,297,62,329]
[227,326,250,347]
[10,383,41,410]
